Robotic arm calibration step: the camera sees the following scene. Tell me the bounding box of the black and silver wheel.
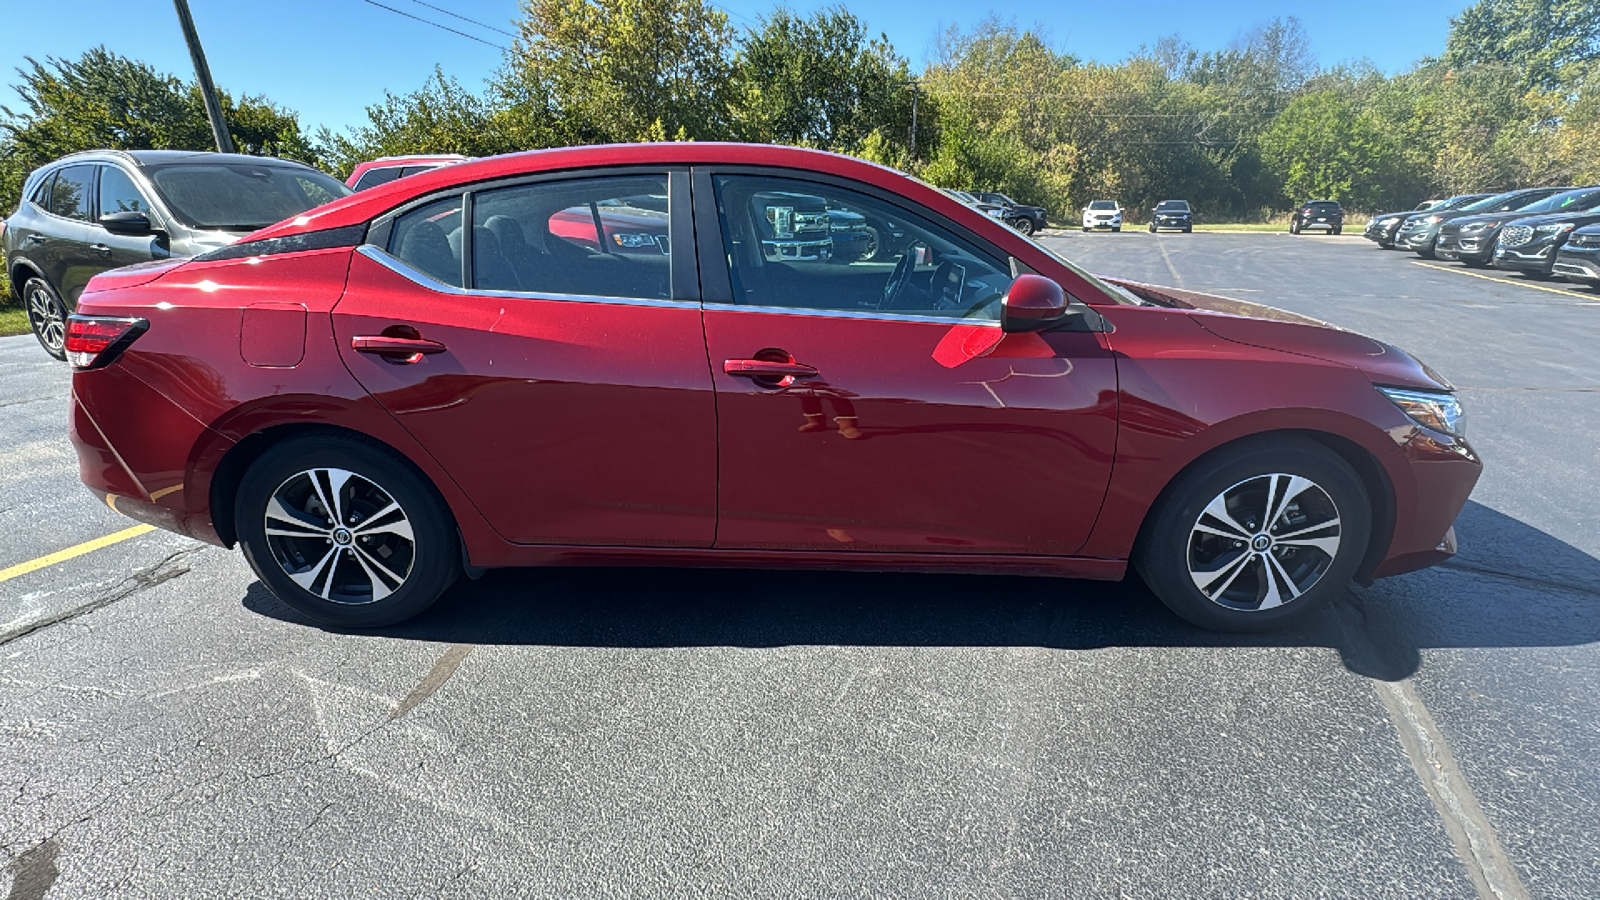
[860,226,882,261]
[237,435,460,627]
[24,277,68,361]
[1013,217,1036,236]
[1135,438,1370,631]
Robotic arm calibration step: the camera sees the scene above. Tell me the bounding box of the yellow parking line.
[1410,261,1600,302]
[0,525,156,584]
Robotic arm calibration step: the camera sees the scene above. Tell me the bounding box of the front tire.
[236,435,461,627]
[24,277,68,361]
[1013,218,1035,236]
[1134,437,1371,632]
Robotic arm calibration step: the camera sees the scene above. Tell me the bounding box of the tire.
[1332,226,1342,235]
[1013,218,1035,236]
[1112,226,1121,233]
[236,434,461,628]
[1134,437,1371,632]
[1183,226,1192,234]
[860,226,882,261]
[1083,226,1090,233]
[23,277,68,361]
[1148,225,1156,234]
[1289,221,1300,235]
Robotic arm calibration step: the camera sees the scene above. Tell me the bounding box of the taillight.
[64,315,148,370]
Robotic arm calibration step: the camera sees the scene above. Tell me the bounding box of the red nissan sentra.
[65,143,1480,632]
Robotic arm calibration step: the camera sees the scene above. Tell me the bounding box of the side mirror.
[1001,274,1068,332]
[100,211,154,236]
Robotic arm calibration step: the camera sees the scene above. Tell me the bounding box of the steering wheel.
[878,241,925,310]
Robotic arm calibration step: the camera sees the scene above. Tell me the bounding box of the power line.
[357,0,508,49]
[400,0,517,38]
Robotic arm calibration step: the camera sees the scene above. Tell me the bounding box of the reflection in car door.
[695,169,1120,556]
[95,165,166,273]
[332,170,718,549]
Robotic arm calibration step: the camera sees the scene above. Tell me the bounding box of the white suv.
[1082,200,1122,232]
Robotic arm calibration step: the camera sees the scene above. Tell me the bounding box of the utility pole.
[172,0,235,154]
[907,80,920,160]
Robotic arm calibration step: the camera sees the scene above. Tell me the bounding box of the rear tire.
[236,434,461,628]
[1134,437,1371,632]
[1332,226,1342,235]
[1289,221,1300,234]
[23,277,68,361]
[1013,218,1035,236]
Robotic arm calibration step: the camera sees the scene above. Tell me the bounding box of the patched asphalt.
[2,232,1597,897]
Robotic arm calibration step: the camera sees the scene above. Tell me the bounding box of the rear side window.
[469,173,671,300]
[49,165,94,221]
[388,196,464,287]
[30,175,52,209]
[98,166,151,216]
[354,167,402,191]
[399,165,439,178]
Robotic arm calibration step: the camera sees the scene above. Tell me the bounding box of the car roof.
[49,148,322,171]
[242,143,1008,243]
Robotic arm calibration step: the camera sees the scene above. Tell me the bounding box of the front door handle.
[90,243,112,256]
[723,359,818,379]
[25,234,44,244]
[352,334,447,364]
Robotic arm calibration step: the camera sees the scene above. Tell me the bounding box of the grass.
[0,272,26,337]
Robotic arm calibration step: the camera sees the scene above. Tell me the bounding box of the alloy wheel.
[264,467,415,605]
[27,286,66,354]
[1186,473,1342,611]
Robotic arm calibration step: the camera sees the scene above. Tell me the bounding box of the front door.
[698,172,1119,555]
[333,170,717,548]
[94,164,166,272]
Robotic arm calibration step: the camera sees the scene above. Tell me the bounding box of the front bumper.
[1493,238,1559,273]
[1433,228,1495,263]
[1151,217,1190,230]
[1369,429,1482,580]
[1084,216,1122,229]
[1553,248,1600,283]
[1397,224,1440,249]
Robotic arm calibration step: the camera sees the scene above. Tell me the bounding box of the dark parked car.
[1148,200,1193,233]
[66,143,1478,635]
[1436,186,1600,267]
[3,150,351,359]
[1553,224,1600,287]
[973,192,1047,236]
[1493,200,1600,278]
[1289,201,1343,234]
[1395,187,1571,258]
[1363,194,1492,249]
[826,206,873,262]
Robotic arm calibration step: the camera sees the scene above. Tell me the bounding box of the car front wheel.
[24,277,68,361]
[1135,437,1371,632]
[1013,218,1035,236]
[236,435,461,627]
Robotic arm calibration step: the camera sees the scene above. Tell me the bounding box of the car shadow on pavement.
[243,501,1599,682]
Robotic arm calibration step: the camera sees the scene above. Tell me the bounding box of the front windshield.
[1519,187,1600,214]
[1459,191,1525,213]
[1089,200,1118,210]
[1157,201,1190,212]
[147,162,353,230]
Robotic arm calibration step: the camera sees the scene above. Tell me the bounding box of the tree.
[495,0,738,145]
[321,69,529,177]
[0,47,320,214]
[1260,91,1410,210]
[1444,0,1600,92]
[732,6,915,157]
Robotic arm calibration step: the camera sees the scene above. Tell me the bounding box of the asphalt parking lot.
[3,232,1598,898]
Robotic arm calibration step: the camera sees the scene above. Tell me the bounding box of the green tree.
[320,69,529,177]
[495,0,738,144]
[1444,0,1600,92]
[0,47,321,215]
[732,6,915,157]
[1259,90,1409,210]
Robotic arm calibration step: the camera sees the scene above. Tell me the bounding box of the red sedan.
[65,144,1480,632]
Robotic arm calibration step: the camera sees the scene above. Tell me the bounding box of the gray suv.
[4,150,350,358]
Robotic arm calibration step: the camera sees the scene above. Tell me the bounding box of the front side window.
[388,196,464,287]
[98,166,151,217]
[714,174,1015,320]
[469,173,671,300]
[48,165,94,221]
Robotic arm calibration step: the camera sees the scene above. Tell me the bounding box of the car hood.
[1505,210,1600,228]
[1099,277,1453,392]
[1447,211,1516,228]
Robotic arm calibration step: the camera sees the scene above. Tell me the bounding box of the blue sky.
[0,0,1476,140]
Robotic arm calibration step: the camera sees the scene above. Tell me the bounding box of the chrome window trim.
[701,301,1001,326]
[356,244,693,309]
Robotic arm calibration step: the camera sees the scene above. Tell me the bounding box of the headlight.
[1460,220,1497,232]
[1378,386,1464,437]
[1534,222,1576,235]
[1422,215,1443,224]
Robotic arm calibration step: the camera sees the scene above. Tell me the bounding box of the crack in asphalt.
[1437,559,1600,599]
[0,548,203,647]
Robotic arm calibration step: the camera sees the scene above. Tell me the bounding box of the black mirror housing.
[100,211,154,236]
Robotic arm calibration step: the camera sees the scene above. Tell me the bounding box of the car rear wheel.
[1013,218,1035,236]
[24,277,68,361]
[860,226,882,261]
[236,435,460,628]
[1289,221,1300,234]
[1135,437,1371,632]
[1332,226,1342,235]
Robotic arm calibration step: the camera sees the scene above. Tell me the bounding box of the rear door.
[39,165,101,304]
[333,169,717,548]
[695,169,1119,555]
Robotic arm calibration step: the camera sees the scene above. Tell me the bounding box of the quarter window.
[712,175,1015,320]
[98,166,151,217]
[48,165,94,221]
[388,196,464,287]
[468,174,671,300]
[354,167,402,191]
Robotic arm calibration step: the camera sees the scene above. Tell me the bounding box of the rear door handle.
[90,243,111,256]
[25,234,44,244]
[352,334,447,364]
[723,359,818,378]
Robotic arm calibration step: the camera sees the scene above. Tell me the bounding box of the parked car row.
[1075,199,1196,233]
[1362,185,1600,286]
